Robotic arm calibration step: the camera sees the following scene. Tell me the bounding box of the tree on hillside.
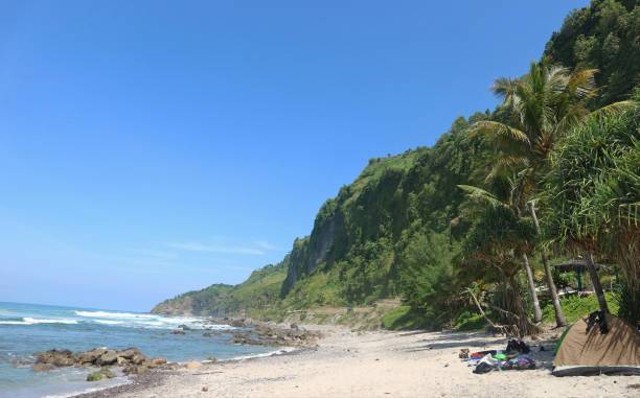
[544,0,640,106]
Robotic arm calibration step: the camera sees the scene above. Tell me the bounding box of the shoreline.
[71,325,639,398]
[70,346,311,398]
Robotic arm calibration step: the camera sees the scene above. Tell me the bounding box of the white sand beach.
[83,326,639,398]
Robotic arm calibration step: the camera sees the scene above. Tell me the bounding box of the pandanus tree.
[469,62,607,327]
[457,185,540,337]
[544,100,640,325]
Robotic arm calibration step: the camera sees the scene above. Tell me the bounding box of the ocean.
[0,302,276,398]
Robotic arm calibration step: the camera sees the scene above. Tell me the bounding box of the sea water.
[0,302,275,398]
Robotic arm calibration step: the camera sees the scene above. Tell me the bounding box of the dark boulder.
[35,349,75,367]
[96,350,118,366]
[116,348,142,360]
[76,348,108,365]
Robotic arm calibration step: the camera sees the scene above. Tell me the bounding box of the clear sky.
[0,0,589,311]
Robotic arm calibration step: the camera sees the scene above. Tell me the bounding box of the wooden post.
[584,253,609,314]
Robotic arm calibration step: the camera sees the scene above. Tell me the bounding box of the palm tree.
[469,62,605,327]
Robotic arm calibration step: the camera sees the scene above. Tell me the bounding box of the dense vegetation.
[154,0,640,332]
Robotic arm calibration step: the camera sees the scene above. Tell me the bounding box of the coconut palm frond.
[588,100,637,118]
[567,68,598,99]
[457,185,503,208]
[470,121,530,145]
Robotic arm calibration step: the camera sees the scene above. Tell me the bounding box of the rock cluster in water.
[32,347,167,378]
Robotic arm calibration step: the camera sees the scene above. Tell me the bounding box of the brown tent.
[553,313,640,376]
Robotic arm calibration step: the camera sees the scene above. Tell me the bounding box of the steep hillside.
[151,0,640,325]
[280,115,488,309]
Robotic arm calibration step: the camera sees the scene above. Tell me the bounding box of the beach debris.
[202,386,209,392]
[458,348,470,359]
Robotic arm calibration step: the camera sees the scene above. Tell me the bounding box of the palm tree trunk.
[505,276,530,338]
[522,254,543,323]
[528,201,567,327]
[584,252,609,313]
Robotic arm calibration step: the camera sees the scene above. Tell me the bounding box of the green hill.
[152,261,287,317]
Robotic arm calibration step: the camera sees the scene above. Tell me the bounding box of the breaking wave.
[73,310,231,330]
[0,317,78,326]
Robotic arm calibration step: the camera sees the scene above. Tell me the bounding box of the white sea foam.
[93,319,124,325]
[0,317,78,325]
[223,347,298,362]
[73,309,231,330]
[74,310,156,320]
[24,317,78,325]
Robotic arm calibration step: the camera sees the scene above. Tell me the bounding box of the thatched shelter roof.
[553,259,608,273]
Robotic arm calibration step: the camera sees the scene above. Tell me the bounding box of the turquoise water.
[0,302,274,398]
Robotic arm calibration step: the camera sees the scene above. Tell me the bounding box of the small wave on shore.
[0,302,275,398]
[0,317,79,326]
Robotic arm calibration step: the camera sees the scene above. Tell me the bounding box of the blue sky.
[0,0,589,311]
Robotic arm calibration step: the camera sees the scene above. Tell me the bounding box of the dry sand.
[80,326,640,398]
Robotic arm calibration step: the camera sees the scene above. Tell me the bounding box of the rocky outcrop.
[32,347,167,375]
[35,349,75,367]
[230,322,321,348]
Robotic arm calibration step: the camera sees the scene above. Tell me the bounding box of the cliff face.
[280,152,418,300]
[281,205,345,295]
[277,125,480,307]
